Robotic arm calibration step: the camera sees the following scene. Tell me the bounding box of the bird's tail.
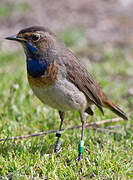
[103,98,129,120]
[99,90,129,120]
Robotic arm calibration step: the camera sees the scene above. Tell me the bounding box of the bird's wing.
[62,51,104,114]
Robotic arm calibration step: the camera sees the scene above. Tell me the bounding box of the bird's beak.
[5,35,26,42]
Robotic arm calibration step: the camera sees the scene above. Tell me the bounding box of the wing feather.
[61,51,104,114]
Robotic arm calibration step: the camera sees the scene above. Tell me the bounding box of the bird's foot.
[54,139,63,153]
[65,153,83,165]
[76,153,83,162]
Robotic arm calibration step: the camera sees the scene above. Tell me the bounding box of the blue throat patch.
[27,59,48,78]
[25,42,48,78]
[25,42,38,58]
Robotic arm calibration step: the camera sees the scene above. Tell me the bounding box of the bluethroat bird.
[6,26,128,161]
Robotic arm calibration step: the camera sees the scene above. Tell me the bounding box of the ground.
[0,0,133,179]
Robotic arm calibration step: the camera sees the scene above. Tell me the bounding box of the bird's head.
[6,26,58,59]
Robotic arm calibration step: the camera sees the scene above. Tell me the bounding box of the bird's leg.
[54,111,65,153]
[76,112,86,161]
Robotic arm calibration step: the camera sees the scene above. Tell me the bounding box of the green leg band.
[78,140,84,154]
[78,146,83,154]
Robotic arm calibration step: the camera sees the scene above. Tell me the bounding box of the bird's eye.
[32,34,40,42]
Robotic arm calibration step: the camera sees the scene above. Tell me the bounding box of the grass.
[59,27,86,47]
[0,2,30,18]
[0,31,133,179]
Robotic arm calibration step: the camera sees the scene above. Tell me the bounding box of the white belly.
[29,79,88,112]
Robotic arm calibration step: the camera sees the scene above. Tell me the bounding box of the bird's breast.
[28,78,88,111]
[27,60,59,87]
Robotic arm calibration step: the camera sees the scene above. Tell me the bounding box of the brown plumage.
[28,60,59,87]
[60,46,128,120]
[6,26,129,161]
